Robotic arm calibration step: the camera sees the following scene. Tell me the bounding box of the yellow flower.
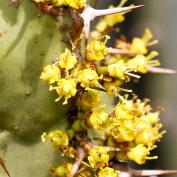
[107,60,128,80]
[80,89,101,111]
[41,130,69,149]
[34,0,86,9]
[77,69,100,88]
[88,105,109,130]
[50,78,77,104]
[127,51,160,73]
[130,28,158,54]
[131,38,148,54]
[86,36,109,61]
[59,48,77,71]
[33,0,45,2]
[127,144,157,164]
[146,112,160,125]
[135,128,165,148]
[40,65,60,84]
[114,98,134,120]
[98,167,117,177]
[111,124,135,142]
[66,0,86,9]
[52,163,73,177]
[104,80,123,96]
[88,147,109,168]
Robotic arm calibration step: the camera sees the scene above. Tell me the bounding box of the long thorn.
[93,5,144,18]
[148,67,177,74]
[101,146,121,152]
[108,48,137,55]
[81,5,143,38]
[69,147,86,177]
[130,169,177,176]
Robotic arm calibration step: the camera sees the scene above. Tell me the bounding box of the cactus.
[0,0,177,177]
[0,0,76,176]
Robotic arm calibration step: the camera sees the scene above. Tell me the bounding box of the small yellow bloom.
[88,105,109,130]
[86,36,109,61]
[50,78,77,104]
[80,89,101,111]
[135,128,164,148]
[130,28,158,54]
[52,162,73,177]
[77,69,100,88]
[131,38,148,54]
[108,60,127,80]
[34,0,86,9]
[104,80,123,96]
[111,124,135,142]
[127,51,160,74]
[59,48,77,71]
[33,0,45,2]
[127,144,157,164]
[41,130,69,149]
[146,112,160,125]
[66,0,86,9]
[88,147,109,168]
[114,98,134,119]
[40,65,60,84]
[98,167,117,177]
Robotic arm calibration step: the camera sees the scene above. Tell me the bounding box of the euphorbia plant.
[0,0,177,177]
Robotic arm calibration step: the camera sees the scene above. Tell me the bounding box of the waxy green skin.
[0,0,70,140]
[0,0,100,176]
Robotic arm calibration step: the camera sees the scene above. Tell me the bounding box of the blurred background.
[96,0,177,176]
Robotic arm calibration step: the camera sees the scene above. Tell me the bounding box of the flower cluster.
[41,49,78,104]
[38,0,169,176]
[33,0,86,9]
[109,96,165,164]
[41,34,112,104]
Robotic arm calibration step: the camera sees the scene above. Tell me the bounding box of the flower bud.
[86,36,109,61]
[59,49,77,71]
[40,65,60,84]
[77,69,100,88]
[88,147,109,168]
[42,130,69,149]
[98,167,117,177]
[88,105,109,130]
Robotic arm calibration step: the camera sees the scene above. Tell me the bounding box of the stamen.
[120,87,132,93]
[125,72,141,79]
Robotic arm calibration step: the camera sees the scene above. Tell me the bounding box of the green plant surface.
[0,0,73,176]
[0,131,59,177]
[0,0,70,140]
